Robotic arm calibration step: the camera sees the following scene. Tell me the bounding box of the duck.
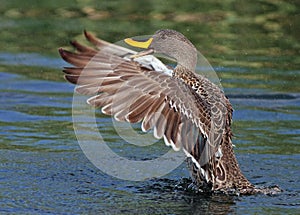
[59,29,281,195]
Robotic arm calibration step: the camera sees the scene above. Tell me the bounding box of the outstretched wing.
[59,31,224,167]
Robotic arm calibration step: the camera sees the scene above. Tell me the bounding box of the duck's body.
[59,29,280,195]
[173,67,254,194]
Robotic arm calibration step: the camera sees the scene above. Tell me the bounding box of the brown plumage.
[59,29,280,195]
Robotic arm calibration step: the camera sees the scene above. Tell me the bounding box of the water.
[0,0,299,214]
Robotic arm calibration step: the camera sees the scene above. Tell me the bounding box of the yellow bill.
[124,37,153,49]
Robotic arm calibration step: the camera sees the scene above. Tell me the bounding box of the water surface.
[0,0,299,214]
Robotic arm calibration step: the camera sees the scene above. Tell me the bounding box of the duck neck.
[174,47,197,72]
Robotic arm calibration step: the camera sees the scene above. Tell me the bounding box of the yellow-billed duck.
[59,29,281,195]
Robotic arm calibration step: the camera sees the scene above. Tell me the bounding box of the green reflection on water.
[0,0,299,68]
[0,65,63,82]
[0,120,75,152]
[233,120,300,154]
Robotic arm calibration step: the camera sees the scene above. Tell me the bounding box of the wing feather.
[59,31,229,167]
